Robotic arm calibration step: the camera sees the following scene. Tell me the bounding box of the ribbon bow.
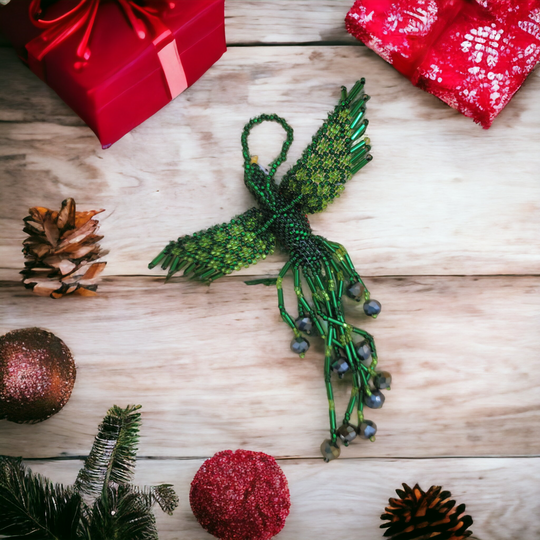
[27,0,175,65]
[25,0,187,100]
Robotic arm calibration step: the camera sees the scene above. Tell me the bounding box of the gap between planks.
[19,454,540,462]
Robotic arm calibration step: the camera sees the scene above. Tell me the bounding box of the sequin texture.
[190,449,290,540]
[346,0,540,127]
[0,328,76,423]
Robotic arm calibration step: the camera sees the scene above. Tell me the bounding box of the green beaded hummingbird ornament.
[149,80,391,461]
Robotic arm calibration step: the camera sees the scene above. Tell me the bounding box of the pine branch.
[0,405,178,539]
[0,457,81,540]
[74,405,142,500]
[82,484,159,540]
[132,484,179,516]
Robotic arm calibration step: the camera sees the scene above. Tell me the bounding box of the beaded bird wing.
[148,207,276,281]
[278,82,371,214]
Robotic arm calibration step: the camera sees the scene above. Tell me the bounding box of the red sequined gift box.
[346,0,540,127]
[0,0,226,148]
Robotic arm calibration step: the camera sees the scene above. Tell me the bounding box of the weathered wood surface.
[1,275,539,458]
[23,457,540,540]
[1,2,540,538]
[1,47,539,278]
[225,0,359,44]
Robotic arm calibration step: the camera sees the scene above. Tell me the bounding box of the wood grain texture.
[21,457,540,540]
[1,275,539,458]
[1,47,539,278]
[1,4,540,536]
[225,0,359,44]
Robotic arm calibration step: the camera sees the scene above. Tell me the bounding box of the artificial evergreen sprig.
[0,405,178,539]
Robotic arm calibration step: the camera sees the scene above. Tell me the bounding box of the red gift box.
[0,0,226,147]
[346,0,540,128]
[344,0,462,80]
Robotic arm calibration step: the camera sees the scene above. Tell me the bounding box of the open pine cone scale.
[381,483,473,540]
[21,198,107,298]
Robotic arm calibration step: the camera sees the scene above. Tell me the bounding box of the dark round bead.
[363,299,382,317]
[358,419,377,439]
[320,439,340,462]
[364,390,385,409]
[355,340,372,363]
[331,357,349,378]
[337,423,357,444]
[290,336,310,356]
[345,281,365,302]
[295,315,314,335]
[374,371,392,389]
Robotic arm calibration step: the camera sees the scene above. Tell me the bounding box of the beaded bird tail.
[276,240,389,462]
[268,80,391,461]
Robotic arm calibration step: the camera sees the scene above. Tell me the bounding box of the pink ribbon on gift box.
[26,0,188,99]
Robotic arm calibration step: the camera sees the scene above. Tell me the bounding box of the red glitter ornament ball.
[0,328,76,423]
[190,449,291,540]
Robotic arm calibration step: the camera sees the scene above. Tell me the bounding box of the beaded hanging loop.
[241,113,294,179]
[150,80,391,460]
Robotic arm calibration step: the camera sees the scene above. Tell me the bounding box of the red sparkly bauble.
[0,328,76,423]
[190,449,291,540]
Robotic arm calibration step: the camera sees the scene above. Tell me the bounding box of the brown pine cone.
[380,483,473,540]
[21,198,106,298]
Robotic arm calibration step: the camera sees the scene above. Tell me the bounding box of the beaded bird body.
[244,159,320,270]
[149,80,392,460]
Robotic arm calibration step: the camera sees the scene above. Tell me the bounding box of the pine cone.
[21,198,107,298]
[380,483,473,540]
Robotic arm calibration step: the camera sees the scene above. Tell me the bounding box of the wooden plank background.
[1,1,539,539]
[24,457,540,539]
